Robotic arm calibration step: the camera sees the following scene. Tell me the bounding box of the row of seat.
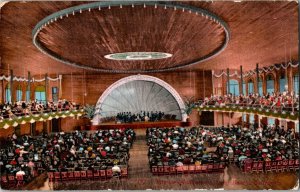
[242,159,299,173]
[47,167,128,182]
[1,174,26,188]
[1,160,45,189]
[151,163,226,175]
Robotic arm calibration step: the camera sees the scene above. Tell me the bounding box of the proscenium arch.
[92,75,186,123]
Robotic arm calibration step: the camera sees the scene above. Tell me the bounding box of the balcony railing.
[0,108,84,129]
[196,102,299,121]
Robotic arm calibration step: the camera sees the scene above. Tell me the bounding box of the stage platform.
[84,121,191,130]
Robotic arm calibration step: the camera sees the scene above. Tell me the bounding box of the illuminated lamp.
[3,124,10,129]
[12,122,18,127]
[29,119,35,124]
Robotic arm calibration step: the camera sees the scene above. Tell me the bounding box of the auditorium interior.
[0,0,299,190]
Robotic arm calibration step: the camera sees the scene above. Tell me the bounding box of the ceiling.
[0,1,298,76]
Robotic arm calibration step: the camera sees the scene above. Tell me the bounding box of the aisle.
[128,136,152,179]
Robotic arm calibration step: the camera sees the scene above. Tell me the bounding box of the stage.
[83,121,192,130]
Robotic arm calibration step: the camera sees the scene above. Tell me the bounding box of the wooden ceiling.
[0,1,298,76]
[36,3,226,72]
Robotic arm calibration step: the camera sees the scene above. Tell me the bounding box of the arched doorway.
[92,75,185,124]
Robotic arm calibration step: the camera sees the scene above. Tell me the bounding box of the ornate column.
[227,68,230,95]
[240,66,243,95]
[45,73,48,102]
[256,63,259,94]
[27,71,31,101]
[10,69,14,103]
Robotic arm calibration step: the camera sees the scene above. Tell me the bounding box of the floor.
[27,129,299,190]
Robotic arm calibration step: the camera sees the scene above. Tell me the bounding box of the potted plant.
[83,104,96,119]
[82,104,96,130]
[181,96,196,122]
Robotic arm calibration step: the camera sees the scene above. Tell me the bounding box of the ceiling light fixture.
[105,52,173,61]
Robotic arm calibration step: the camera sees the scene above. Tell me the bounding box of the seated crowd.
[202,124,299,167]
[0,128,136,186]
[0,99,81,120]
[146,124,299,173]
[197,92,299,112]
[147,127,227,169]
[115,111,172,123]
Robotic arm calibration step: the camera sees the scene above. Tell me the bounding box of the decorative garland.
[212,62,299,78]
[0,109,84,129]
[196,105,299,122]
[0,75,62,82]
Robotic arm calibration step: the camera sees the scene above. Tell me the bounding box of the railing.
[195,100,298,113]
[1,105,83,119]
[0,108,85,129]
[196,102,299,121]
[196,100,299,111]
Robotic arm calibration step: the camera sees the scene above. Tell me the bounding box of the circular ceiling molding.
[32,1,230,73]
[104,52,173,61]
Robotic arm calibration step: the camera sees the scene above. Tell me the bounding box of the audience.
[147,124,299,169]
[0,128,136,185]
[197,92,299,112]
[204,124,299,167]
[146,127,227,168]
[0,99,81,120]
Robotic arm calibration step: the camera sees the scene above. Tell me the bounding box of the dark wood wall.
[0,71,213,136]
[61,71,213,106]
[60,71,213,131]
